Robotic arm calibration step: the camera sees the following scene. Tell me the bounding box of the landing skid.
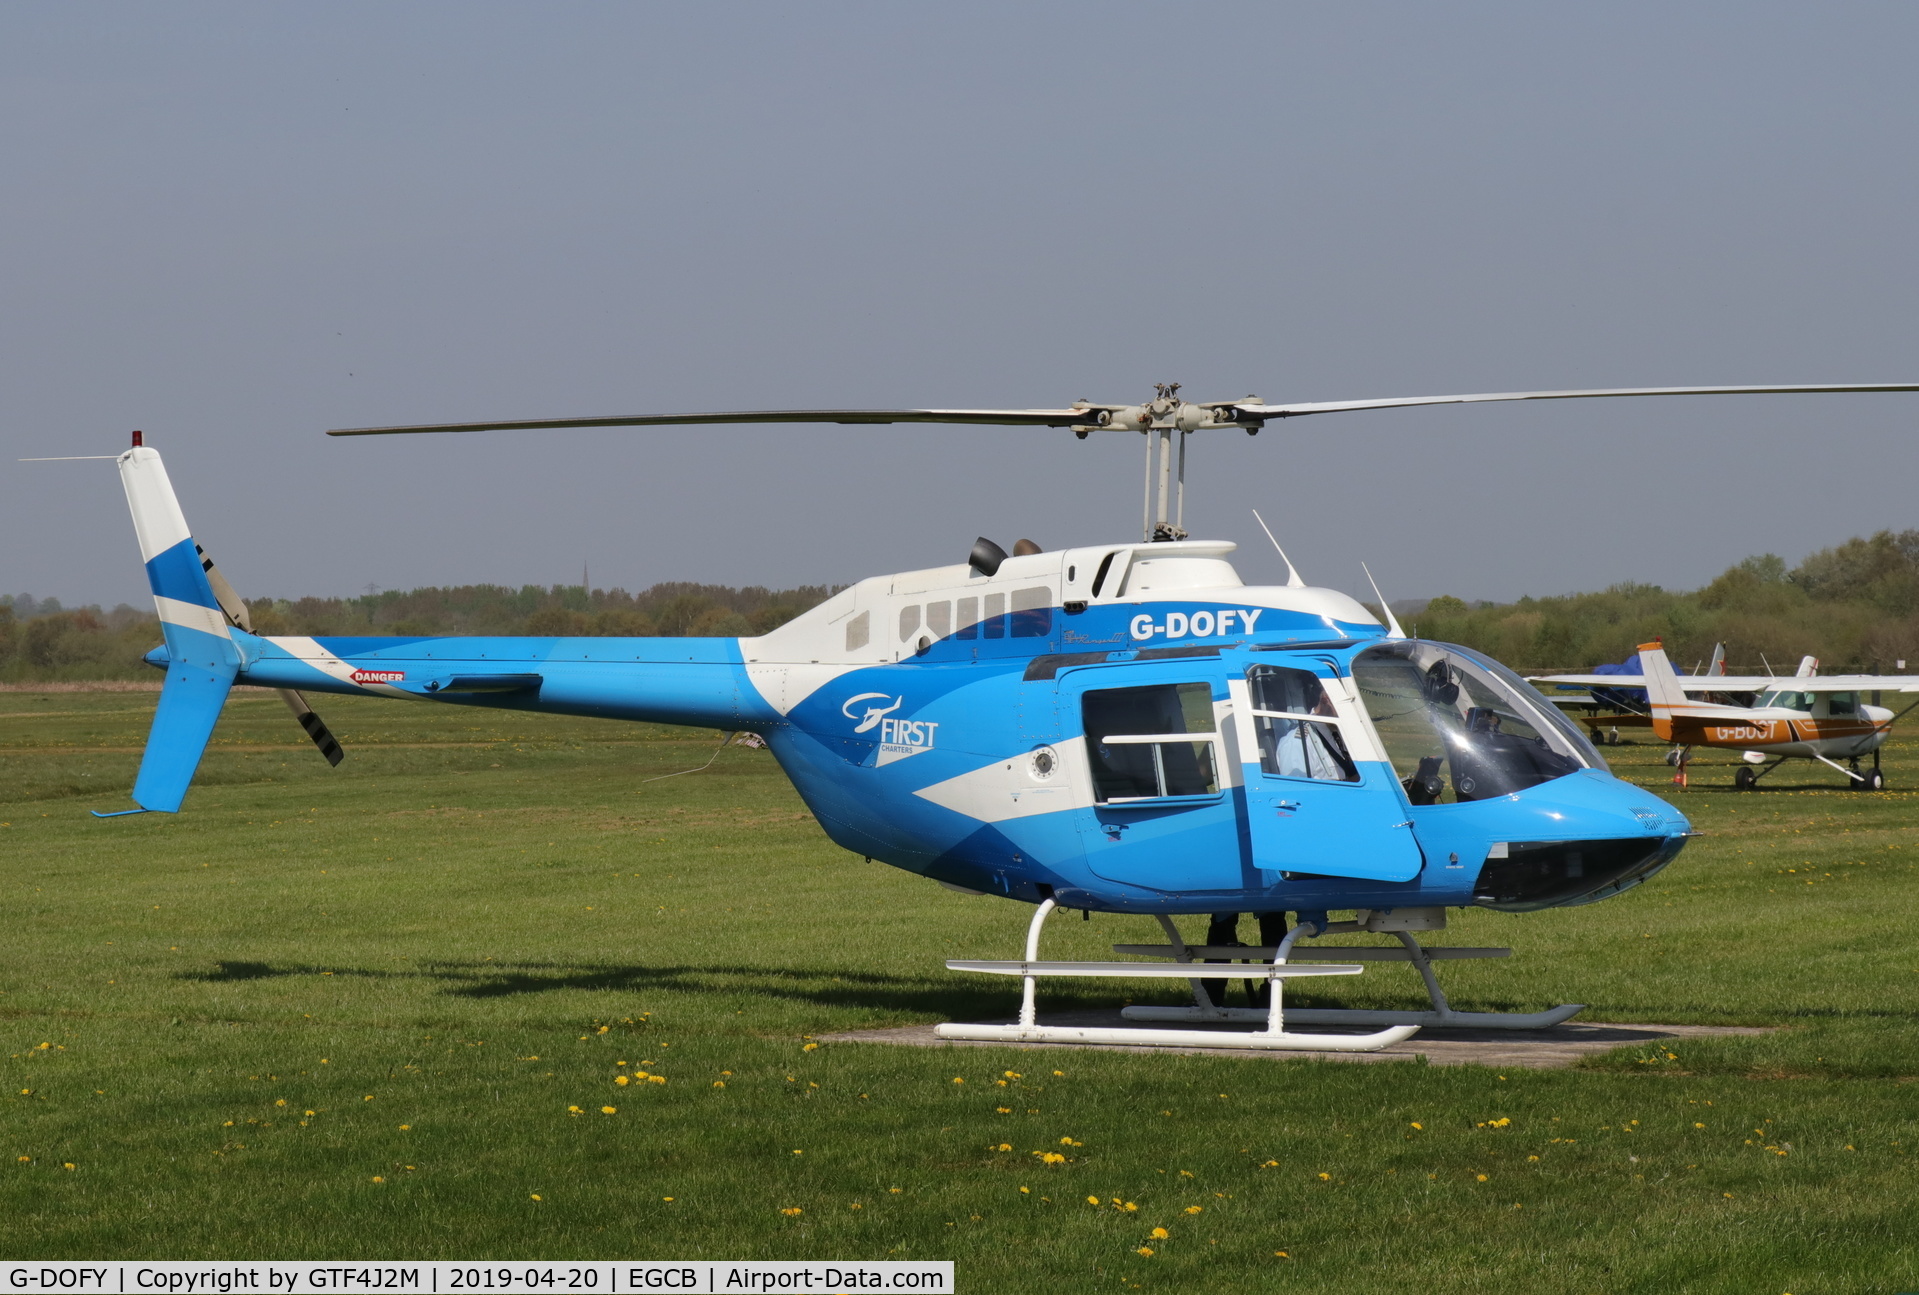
[1114,926,1584,1031]
[937,899,1419,1052]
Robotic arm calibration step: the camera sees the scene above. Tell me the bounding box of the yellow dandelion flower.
[399,1125,411,1131]
[780,1207,802,1216]
[1274,1251,1290,1259]
[1135,1247,1154,1257]
[713,1080,726,1088]
[15,1157,27,1164]
[62,1163,75,1171]
[1317,1173,1330,1181]
[615,1076,631,1086]
[996,1106,1011,1114]
[1052,1070,1064,1077]
[1040,1152,1066,1165]
[363,1095,373,1102]
[1019,1187,1030,1194]
[1410,1122,1423,1130]
[1150,1227,1169,1239]
[1123,1202,1138,1212]
[663,1197,674,1202]
[1694,1122,1706,1128]
[371,1176,384,1183]
[1260,1159,1278,1168]
[996,1143,1013,1152]
[802,1042,819,1052]
[1476,1174,1489,1182]
[274,1099,287,1107]
[1528,1155,1539,1162]
[1003,1071,1022,1079]
[890,1188,902,1194]
[792,1149,804,1155]
[1184,1205,1202,1214]
[951,1077,965,1084]
[568,1105,583,1114]
[648,1075,666,1085]
[530,1194,542,1201]
[601,1106,618,1115]
[1087,1196,1101,1205]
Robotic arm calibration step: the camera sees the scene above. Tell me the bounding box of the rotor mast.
[1070,383,1263,542]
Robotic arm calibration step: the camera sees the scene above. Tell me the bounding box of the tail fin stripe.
[145,537,224,611]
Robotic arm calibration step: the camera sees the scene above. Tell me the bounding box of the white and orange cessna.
[1532,643,1919,790]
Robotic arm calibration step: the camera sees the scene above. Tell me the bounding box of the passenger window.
[1829,692,1856,716]
[983,592,1006,639]
[955,596,978,640]
[1011,586,1053,638]
[925,601,951,638]
[898,605,920,642]
[1082,682,1220,802]
[1246,665,1358,782]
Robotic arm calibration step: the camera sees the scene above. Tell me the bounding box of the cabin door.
[1227,662,1424,882]
[1059,662,1247,892]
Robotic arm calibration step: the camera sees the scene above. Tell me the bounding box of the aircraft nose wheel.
[1734,767,1757,791]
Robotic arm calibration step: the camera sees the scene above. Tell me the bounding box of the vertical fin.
[111,444,240,813]
[1635,642,1687,718]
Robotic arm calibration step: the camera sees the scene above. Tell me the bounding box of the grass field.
[3,689,1917,1291]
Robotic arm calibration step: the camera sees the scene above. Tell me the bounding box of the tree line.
[8,529,1919,682]
[0,581,839,682]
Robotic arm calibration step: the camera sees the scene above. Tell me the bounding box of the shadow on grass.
[176,955,1692,1023]
[180,957,1037,1018]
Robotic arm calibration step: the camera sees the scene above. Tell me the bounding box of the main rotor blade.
[328,408,1093,435]
[1242,382,1919,419]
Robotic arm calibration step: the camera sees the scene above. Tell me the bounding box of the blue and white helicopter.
[97,381,1919,1052]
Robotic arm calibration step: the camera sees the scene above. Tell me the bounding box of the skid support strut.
[935,900,1419,1052]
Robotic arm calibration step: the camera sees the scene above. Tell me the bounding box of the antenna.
[1361,563,1407,639]
[1250,509,1306,588]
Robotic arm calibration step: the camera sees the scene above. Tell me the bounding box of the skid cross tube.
[936,900,1419,1052]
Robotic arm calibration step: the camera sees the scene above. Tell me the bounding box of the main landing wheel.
[1860,767,1886,791]
[1734,767,1757,791]
[1665,749,1683,767]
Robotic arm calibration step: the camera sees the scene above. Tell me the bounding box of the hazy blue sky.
[5,3,1918,609]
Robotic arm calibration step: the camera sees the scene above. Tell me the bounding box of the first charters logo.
[843,692,938,766]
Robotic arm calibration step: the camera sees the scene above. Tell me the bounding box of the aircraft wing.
[1533,672,1919,693]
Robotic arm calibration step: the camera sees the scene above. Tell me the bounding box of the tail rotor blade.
[195,542,253,632]
[279,689,345,766]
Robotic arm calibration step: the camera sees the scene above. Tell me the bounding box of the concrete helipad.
[818,1013,1772,1069]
